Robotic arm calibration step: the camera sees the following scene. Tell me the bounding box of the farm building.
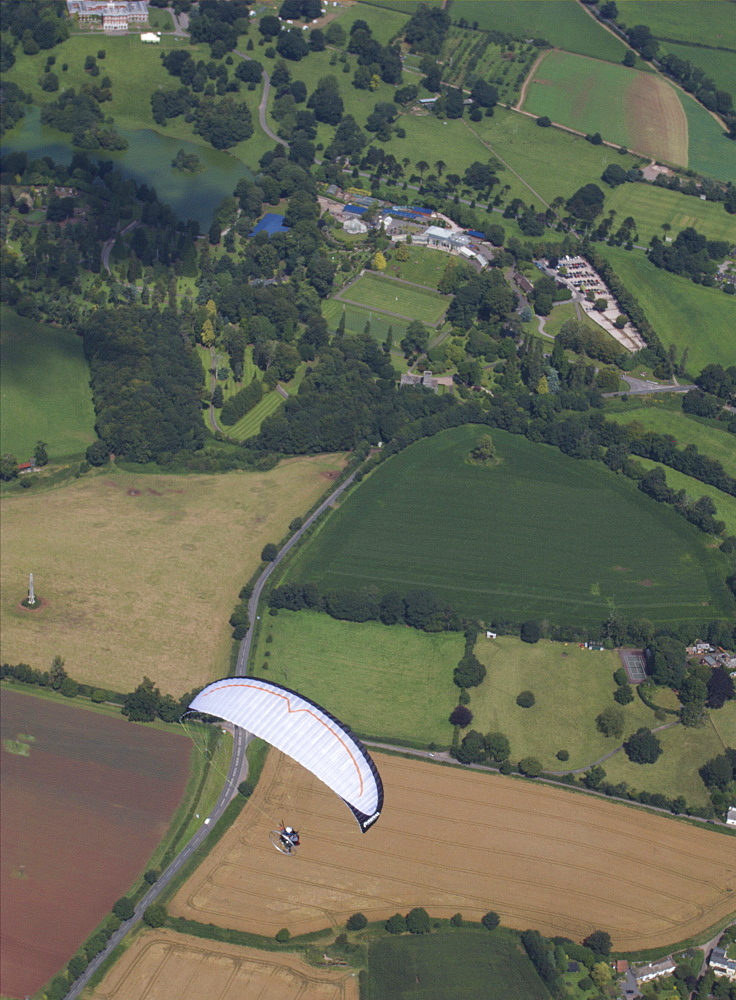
[710,947,736,980]
[633,958,677,983]
[66,0,148,30]
[248,213,290,237]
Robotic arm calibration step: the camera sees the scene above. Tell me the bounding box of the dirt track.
[171,752,736,952]
[92,929,358,1000]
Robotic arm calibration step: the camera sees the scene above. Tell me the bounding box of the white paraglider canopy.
[188,678,383,832]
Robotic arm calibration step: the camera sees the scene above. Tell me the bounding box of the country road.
[66,467,358,997]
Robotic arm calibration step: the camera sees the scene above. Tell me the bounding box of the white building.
[140,31,160,42]
[710,947,736,980]
[727,807,736,827]
[66,1,149,31]
[633,958,676,984]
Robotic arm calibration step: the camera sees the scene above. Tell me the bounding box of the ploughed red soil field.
[0,689,190,998]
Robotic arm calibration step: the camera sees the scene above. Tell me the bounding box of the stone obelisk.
[28,573,36,606]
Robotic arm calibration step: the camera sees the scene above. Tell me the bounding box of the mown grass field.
[449,0,628,61]
[322,298,408,344]
[602,702,736,807]
[223,390,285,442]
[0,457,345,697]
[542,301,602,338]
[337,273,449,325]
[367,930,549,1000]
[251,610,461,745]
[677,90,736,183]
[524,50,687,164]
[286,426,733,626]
[614,1,736,49]
[471,637,656,772]
[605,184,736,246]
[0,307,96,463]
[598,245,736,373]
[605,398,736,479]
[469,107,643,205]
[382,246,451,289]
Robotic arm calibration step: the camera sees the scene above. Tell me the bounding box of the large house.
[632,958,676,984]
[66,1,148,31]
[710,947,736,980]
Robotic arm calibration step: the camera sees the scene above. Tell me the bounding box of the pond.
[3,107,252,230]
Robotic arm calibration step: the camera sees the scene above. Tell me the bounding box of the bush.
[346,912,367,930]
[112,896,134,920]
[516,690,535,708]
[91,689,106,703]
[518,756,543,776]
[450,912,463,927]
[143,903,166,927]
[582,930,611,955]
[261,542,278,561]
[520,620,541,643]
[614,684,634,705]
[556,749,569,761]
[613,667,627,686]
[596,705,624,738]
[485,732,510,761]
[85,439,109,466]
[481,910,500,930]
[449,705,472,727]
[275,928,290,942]
[386,913,406,934]
[143,868,160,885]
[406,907,430,934]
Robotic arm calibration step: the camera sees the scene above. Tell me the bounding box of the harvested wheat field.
[172,752,736,952]
[0,456,344,697]
[92,929,358,1000]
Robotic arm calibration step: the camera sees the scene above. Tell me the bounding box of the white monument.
[27,573,36,606]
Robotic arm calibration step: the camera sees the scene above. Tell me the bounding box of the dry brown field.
[0,690,189,998]
[92,929,359,1000]
[171,751,736,952]
[0,456,345,697]
[627,71,688,167]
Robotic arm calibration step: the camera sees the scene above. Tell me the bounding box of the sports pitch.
[335,273,449,326]
[92,929,358,1000]
[523,50,688,165]
[170,750,736,952]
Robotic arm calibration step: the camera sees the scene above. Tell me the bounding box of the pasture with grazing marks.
[285,426,733,627]
[523,50,688,165]
[0,690,190,998]
[599,245,736,373]
[0,457,345,697]
[677,89,736,183]
[335,273,449,326]
[170,751,736,952]
[92,929,358,1000]
[614,1,736,49]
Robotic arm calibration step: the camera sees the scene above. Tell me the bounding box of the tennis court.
[619,648,647,683]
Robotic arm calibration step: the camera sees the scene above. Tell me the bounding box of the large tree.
[623,727,662,764]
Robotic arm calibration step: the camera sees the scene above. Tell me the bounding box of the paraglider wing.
[188,678,383,832]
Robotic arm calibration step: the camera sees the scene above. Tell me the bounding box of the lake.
[3,107,253,230]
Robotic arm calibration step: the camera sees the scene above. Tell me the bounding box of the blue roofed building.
[249,213,290,237]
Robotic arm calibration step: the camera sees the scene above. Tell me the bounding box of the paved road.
[236,469,358,673]
[233,49,288,147]
[101,220,139,275]
[603,377,696,397]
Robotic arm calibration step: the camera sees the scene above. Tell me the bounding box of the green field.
[598,245,736,373]
[677,89,736,183]
[367,929,550,1000]
[449,0,628,62]
[469,107,644,205]
[473,637,657,771]
[0,307,96,462]
[383,246,454,289]
[337,272,450,325]
[524,50,687,164]
[602,702,736,807]
[285,426,733,626]
[604,183,736,245]
[659,40,736,96]
[251,610,461,746]
[614,1,736,49]
[605,399,736,479]
[223,389,285,442]
[322,299,409,344]
[541,301,603,338]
